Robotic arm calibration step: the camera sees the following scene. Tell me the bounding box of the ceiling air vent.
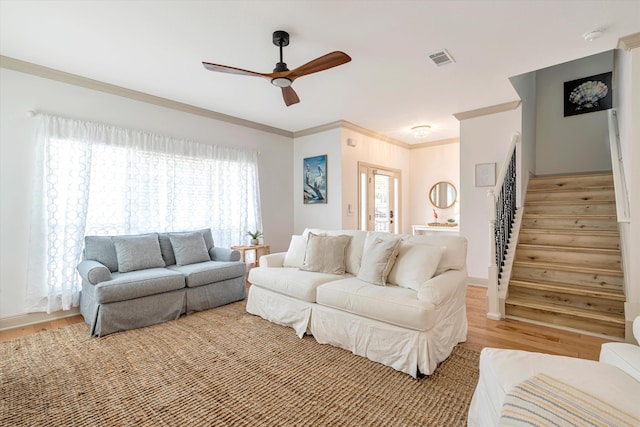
[428,49,455,66]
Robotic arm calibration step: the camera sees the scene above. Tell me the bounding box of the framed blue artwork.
[303,155,327,204]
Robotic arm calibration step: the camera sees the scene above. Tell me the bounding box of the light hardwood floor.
[0,285,611,360]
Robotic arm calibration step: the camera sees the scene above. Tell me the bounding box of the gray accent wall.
[535,50,614,175]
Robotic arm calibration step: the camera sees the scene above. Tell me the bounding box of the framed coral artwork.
[303,155,327,204]
[564,72,612,117]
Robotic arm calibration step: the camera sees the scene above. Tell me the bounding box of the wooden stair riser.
[521,216,618,231]
[525,189,614,203]
[505,304,624,338]
[511,264,623,290]
[508,286,625,316]
[518,231,620,249]
[524,202,616,215]
[515,247,621,270]
[527,174,613,191]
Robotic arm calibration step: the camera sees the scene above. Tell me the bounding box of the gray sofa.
[77,228,246,336]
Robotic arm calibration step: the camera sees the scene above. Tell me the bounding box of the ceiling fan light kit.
[203,30,351,106]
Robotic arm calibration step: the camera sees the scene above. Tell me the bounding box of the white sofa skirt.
[246,284,467,377]
[246,285,313,337]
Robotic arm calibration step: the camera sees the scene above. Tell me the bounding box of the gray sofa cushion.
[168,261,246,288]
[169,232,211,265]
[94,268,185,304]
[112,233,165,273]
[84,236,118,272]
[159,229,214,266]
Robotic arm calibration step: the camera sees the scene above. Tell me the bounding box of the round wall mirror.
[429,181,457,209]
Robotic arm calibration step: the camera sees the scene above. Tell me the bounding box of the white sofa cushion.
[283,235,306,268]
[356,234,401,286]
[302,233,352,275]
[599,342,640,382]
[388,242,444,290]
[403,234,466,275]
[316,277,436,331]
[249,267,348,303]
[303,229,367,275]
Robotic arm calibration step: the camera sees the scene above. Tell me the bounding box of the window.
[27,114,262,313]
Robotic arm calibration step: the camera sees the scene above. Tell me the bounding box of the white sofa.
[468,317,640,426]
[246,228,468,377]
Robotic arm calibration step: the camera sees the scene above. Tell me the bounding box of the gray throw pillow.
[84,236,118,272]
[357,234,401,286]
[169,232,211,266]
[301,233,352,275]
[112,233,165,273]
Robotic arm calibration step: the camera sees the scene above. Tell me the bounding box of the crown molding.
[618,32,640,51]
[0,55,293,138]
[409,137,460,149]
[453,100,521,121]
[294,120,411,149]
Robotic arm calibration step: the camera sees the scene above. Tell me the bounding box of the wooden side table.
[230,244,271,267]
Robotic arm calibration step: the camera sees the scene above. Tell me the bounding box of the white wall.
[292,129,343,234]
[535,51,613,175]
[408,142,460,226]
[339,128,412,234]
[614,46,640,335]
[460,108,522,283]
[510,71,537,190]
[0,68,294,318]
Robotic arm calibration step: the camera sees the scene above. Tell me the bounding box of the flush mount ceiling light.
[411,125,431,139]
[583,29,604,41]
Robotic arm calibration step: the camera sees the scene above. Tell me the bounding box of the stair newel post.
[487,188,501,319]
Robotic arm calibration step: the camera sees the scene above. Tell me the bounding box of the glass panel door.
[358,163,400,233]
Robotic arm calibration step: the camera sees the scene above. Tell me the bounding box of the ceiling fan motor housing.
[272,30,290,47]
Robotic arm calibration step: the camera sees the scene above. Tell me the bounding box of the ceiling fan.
[202,31,351,107]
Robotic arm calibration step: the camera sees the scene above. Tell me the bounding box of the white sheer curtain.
[27,114,262,313]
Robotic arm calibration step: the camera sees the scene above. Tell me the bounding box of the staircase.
[506,172,625,339]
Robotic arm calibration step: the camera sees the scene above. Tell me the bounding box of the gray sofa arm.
[77,260,112,285]
[210,247,241,262]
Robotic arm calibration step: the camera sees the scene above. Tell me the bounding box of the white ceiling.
[1,1,638,144]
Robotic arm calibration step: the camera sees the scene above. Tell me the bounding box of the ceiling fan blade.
[281,86,300,106]
[202,62,269,78]
[287,51,351,81]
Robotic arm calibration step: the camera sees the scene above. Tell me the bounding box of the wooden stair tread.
[525,200,615,206]
[506,297,625,324]
[528,186,613,193]
[529,173,613,180]
[513,260,623,275]
[509,279,625,300]
[519,229,619,236]
[523,213,616,219]
[516,243,620,255]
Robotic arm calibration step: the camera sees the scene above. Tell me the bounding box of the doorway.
[358,163,401,233]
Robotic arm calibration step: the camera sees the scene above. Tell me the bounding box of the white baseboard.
[468,277,488,287]
[0,307,81,331]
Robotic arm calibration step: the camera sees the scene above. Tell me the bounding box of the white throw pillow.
[387,243,444,290]
[283,235,306,268]
[301,233,351,275]
[356,234,401,286]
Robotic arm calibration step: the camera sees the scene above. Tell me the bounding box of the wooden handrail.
[608,109,630,223]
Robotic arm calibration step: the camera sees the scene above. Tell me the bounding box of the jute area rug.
[1,301,480,426]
